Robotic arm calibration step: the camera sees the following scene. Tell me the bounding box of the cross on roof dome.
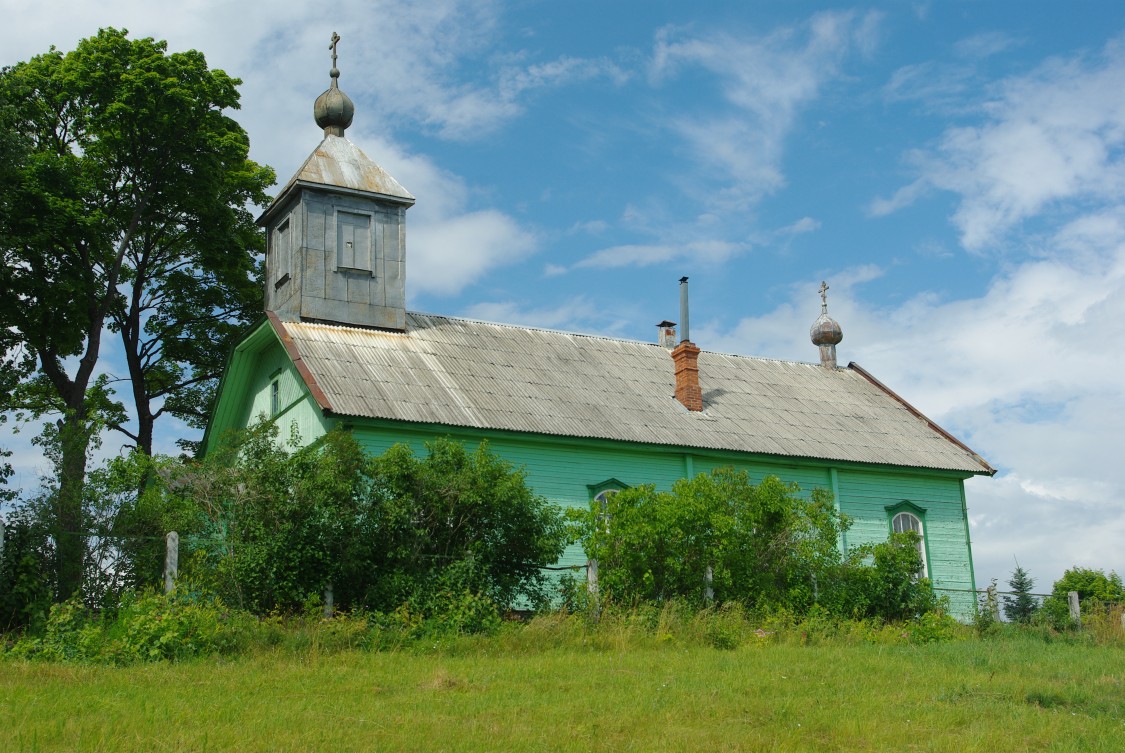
[314,30,354,137]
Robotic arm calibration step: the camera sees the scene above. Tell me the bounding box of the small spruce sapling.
[1002,561,1038,624]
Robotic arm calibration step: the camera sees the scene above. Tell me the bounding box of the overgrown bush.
[571,468,940,623]
[570,470,846,612]
[829,533,944,622]
[1039,566,1123,631]
[0,501,55,632]
[165,425,567,618]
[5,585,255,664]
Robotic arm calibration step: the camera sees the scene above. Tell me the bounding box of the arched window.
[891,510,928,577]
[593,488,620,533]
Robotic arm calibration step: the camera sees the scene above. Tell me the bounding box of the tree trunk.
[53,413,91,602]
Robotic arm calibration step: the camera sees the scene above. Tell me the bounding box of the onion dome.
[314,32,355,137]
[810,281,843,346]
[811,312,843,346]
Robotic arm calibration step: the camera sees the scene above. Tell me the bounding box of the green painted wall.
[347,418,977,617]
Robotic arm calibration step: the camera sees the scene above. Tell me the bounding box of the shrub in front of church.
[571,469,941,622]
[571,469,847,613]
[165,424,567,621]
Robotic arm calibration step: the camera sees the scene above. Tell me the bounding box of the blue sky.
[4,0,1125,596]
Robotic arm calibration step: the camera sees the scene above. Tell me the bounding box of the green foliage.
[0,28,274,599]
[166,426,566,618]
[831,532,943,622]
[571,468,939,622]
[166,423,372,613]
[0,501,55,631]
[1002,563,1039,624]
[973,579,1001,636]
[6,585,255,664]
[1049,566,1124,603]
[571,469,848,612]
[369,437,568,612]
[1039,566,1124,631]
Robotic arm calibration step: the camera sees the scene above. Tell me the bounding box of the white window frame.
[269,378,280,416]
[891,510,928,578]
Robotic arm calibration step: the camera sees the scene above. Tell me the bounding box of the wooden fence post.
[587,558,600,619]
[323,583,334,618]
[164,531,179,594]
[704,565,714,604]
[1067,590,1081,626]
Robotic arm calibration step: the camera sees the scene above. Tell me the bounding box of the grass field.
[2,628,1122,752]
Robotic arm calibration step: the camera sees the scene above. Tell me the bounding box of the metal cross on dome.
[330,32,340,69]
[819,281,830,312]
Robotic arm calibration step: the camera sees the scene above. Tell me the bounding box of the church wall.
[347,417,976,617]
[230,340,331,447]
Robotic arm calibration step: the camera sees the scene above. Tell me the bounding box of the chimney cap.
[656,320,677,328]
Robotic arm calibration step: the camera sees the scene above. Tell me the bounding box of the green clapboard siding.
[837,469,975,616]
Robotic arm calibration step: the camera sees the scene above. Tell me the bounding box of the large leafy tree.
[0,28,273,600]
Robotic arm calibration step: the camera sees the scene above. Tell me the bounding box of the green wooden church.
[206,46,994,617]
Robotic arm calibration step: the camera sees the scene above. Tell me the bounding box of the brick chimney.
[671,277,703,411]
[656,320,677,349]
[672,341,703,411]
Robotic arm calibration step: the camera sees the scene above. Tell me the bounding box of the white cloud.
[575,240,745,270]
[343,135,537,297]
[498,56,630,100]
[778,216,821,236]
[649,11,881,209]
[877,35,1125,251]
[954,31,1020,60]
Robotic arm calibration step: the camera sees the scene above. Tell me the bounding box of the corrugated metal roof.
[276,313,993,474]
[283,135,414,203]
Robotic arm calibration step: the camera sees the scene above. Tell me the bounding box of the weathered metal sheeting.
[284,135,414,202]
[279,313,993,474]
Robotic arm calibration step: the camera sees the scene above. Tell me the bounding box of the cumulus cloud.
[356,135,536,297]
[876,35,1125,251]
[649,11,881,209]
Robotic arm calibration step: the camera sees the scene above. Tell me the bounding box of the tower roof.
[257,32,414,227]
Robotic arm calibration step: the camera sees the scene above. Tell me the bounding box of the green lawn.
[2,637,1122,752]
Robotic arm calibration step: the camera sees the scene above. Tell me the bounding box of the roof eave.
[266,311,334,413]
[256,179,415,227]
[847,361,996,476]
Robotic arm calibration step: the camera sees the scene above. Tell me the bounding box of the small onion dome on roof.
[810,281,843,346]
[314,32,355,136]
[811,312,843,346]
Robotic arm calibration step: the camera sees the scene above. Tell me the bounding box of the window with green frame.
[886,501,929,578]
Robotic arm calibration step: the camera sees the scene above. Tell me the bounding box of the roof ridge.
[400,311,824,367]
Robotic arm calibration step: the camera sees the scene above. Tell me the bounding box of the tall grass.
[2,601,1123,752]
[2,632,1122,752]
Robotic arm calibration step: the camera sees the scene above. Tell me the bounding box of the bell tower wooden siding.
[264,187,408,330]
